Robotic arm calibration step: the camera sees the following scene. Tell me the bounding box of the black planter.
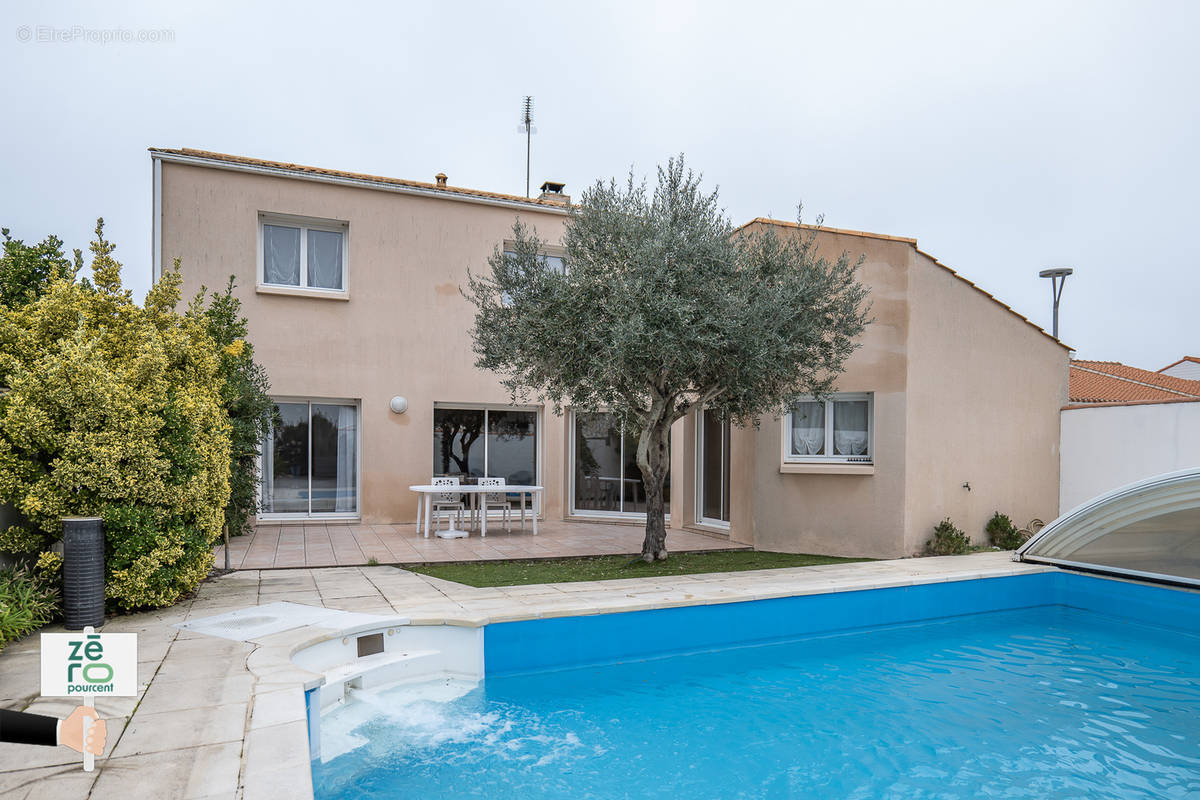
[62,517,105,630]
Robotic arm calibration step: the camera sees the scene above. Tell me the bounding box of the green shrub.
[202,279,273,538]
[925,518,971,555]
[0,222,231,611]
[986,512,1025,550]
[0,563,59,651]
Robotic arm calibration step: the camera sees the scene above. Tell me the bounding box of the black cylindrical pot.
[62,516,105,630]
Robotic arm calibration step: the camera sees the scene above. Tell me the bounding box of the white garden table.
[409,484,544,539]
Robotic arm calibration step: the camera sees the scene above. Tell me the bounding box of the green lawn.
[408,550,870,587]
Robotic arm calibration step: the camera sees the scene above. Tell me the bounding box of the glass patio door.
[698,409,730,525]
[262,400,359,517]
[572,411,669,517]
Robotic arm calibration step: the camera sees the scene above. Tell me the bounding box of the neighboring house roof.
[149,147,571,213]
[737,217,1068,350]
[1159,355,1200,380]
[1069,360,1200,404]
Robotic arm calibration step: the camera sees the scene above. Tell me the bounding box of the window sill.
[256,284,349,301]
[780,462,875,475]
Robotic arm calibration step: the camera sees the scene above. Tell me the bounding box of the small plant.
[366,557,380,567]
[925,518,971,555]
[986,512,1025,550]
[0,564,60,651]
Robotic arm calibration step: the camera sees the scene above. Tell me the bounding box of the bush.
[986,512,1025,550]
[925,518,971,555]
[0,563,59,651]
[0,222,231,611]
[202,279,273,537]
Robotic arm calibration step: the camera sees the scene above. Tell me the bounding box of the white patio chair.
[473,476,513,532]
[431,476,466,532]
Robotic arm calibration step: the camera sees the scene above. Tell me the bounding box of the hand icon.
[61,706,106,756]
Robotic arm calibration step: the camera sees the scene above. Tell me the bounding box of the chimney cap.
[539,181,565,194]
[435,172,448,187]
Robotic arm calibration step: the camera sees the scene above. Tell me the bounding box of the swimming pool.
[311,573,1200,799]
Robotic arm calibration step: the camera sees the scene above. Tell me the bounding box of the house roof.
[738,217,1068,350]
[1069,360,1200,404]
[1159,355,1200,373]
[149,147,570,213]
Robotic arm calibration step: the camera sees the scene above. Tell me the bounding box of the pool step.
[322,649,444,709]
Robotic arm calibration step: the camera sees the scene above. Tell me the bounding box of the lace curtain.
[790,401,825,455]
[833,400,869,456]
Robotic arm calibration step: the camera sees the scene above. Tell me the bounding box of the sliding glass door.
[572,411,669,517]
[432,405,539,485]
[698,409,730,526]
[262,399,359,517]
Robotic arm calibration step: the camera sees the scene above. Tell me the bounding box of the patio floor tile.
[217,519,740,570]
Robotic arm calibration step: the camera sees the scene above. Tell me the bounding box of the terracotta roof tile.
[1069,360,1200,404]
[150,148,568,210]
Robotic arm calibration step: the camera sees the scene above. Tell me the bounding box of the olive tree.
[464,157,870,561]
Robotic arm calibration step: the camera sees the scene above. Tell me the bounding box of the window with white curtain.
[260,214,347,292]
[784,393,873,463]
[262,399,359,517]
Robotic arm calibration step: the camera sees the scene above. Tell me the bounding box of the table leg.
[423,493,432,539]
[415,493,423,535]
[520,492,527,530]
[532,491,539,536]
[480,496,488,538]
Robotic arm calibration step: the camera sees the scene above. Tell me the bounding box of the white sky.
[2,0,1196,368]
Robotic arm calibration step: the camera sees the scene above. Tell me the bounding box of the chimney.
[435,172,448,187]
[538,180,569,205]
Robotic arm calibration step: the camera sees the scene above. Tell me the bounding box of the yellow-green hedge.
[0,225,230,610]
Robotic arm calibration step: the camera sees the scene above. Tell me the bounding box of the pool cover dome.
[1016,468,1200,587]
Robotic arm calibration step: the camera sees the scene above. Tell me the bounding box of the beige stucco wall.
[159,162,1067,551]
[728,224,913,558]
[903,250,1069,553]
[160,161,588,525]
[713,223,1068,559]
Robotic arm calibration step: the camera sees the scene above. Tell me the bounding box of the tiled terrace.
[215,520,741,570]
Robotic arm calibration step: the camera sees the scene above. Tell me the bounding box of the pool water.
[313,606,1200,799]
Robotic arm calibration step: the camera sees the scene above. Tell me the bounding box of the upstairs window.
[502,247,566,275]
[260,215,347,293]
[785,393,873,463]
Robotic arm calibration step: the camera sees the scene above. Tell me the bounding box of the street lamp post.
[1038,267,1073,340]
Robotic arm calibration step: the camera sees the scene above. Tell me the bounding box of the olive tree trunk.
[636,417,673,562]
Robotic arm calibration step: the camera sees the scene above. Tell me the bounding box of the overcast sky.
[2,0,1196,368]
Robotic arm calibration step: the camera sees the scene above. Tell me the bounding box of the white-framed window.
[258,213,348,294]
[784,392,873,463]
[261,398,360,518]
[502,244,566,274]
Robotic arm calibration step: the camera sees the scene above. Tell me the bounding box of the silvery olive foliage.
[465,157,870,560]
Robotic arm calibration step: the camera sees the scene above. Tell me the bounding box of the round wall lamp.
[389,396,408,414]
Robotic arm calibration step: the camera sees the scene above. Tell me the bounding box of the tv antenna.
[518,96,536,197]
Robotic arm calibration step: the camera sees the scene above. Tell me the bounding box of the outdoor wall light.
[389,396,408,414]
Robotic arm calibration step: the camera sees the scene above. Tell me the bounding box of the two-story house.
[152,148,1069,558]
